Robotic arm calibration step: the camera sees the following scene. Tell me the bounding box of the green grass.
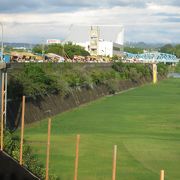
[21,78,180,180]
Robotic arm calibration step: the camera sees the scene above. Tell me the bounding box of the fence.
[1,96,166,179]
[0,69,168,179]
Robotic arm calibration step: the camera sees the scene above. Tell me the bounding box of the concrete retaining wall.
[0,151,39,180]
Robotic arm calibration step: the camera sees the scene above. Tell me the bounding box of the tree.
[124,47,144,54]
[33,43,90,59]
[174,44,180,58]
[47,44,63,55]
[160,44,180,58]
[32,44,45,54]
[4,46,13,53]
[160,44,174,54]
[64,43,90,59]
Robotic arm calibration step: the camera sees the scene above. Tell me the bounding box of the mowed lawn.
[22,78,180,180]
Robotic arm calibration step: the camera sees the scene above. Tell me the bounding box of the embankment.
[7,77,152,130]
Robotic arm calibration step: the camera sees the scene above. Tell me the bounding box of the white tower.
[89,26,100,56]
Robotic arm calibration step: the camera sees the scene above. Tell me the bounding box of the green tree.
[64,43,90,59]
[32,44,46,54]
[160,44,180,58]
[33,43,90,59]
[174,44,180,58]
[124,47,144,54]
[160,44,174,54]
[4,46,13,53]
[47,44,63,55]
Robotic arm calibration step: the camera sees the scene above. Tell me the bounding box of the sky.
[0,0,179,44]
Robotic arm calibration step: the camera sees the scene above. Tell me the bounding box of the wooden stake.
[0,73,4,151]
[112,145,117,180]
[153,63,158,84]
[74,134,80,180]
[160,170,164,180]
[20,96,25,165]
[46,118,51,180]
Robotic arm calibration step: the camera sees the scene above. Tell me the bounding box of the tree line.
[33,43,90,59]
[124,44,180,58]
[160,44,180,58]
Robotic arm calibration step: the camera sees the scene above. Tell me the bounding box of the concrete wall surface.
[0,151,39,180]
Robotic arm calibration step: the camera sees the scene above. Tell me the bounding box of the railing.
[125,52,179,63]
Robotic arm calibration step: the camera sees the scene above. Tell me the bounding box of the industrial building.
[98,41,123,57]
[67,25,124,57]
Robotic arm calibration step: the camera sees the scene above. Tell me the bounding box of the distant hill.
[124,42,167,49]
[4,42,36,49]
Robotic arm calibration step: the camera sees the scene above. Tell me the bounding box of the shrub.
[129,67,142,82]
[4,131,59,180]
[105,79,119,94]
[91,70,107,84]
[157,63,168,76]
[8,64,59,98]
[56,78,71,96]
[8,62,166,99]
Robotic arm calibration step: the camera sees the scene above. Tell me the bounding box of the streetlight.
[0,22,3,61]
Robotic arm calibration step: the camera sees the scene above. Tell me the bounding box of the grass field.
[22,78,180,180]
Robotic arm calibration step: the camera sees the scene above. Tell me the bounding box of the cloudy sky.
[0,0,180,43]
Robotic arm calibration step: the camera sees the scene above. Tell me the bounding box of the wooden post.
[4,72,7,128]
[19,96,25,165]
[160,170,164,180]
[74,134,80,180]
[153,63,157,84]
[0,73,4,151]
[112,145,117,180]
[46,118,51,180]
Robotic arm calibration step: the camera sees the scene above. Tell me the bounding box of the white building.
[47,39,61,44]
[98,41,123,57]
[76,40,123,57]
[71,25,124,57]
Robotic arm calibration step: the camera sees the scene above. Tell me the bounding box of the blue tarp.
[4,55,11,63]
[0,51,11,63]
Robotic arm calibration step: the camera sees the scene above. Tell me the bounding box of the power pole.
[0,22,4,61]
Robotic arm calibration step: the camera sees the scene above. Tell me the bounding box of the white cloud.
[147,2,180,13]
[0,2,180,43]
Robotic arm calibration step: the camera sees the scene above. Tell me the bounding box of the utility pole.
[42,41,45,61]
[0,22,7,131]
[0,22,4,61]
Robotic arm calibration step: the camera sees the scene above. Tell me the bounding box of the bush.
[8,64,59,98]
[4,131,59,179]
[91,70,106,84]
[105,79,119,94]
[129,68,142,82]
[175,62,180,73]
[8,62,165,99]
[157,63,168,76]
[56,78,71,96]
[112,62,157,81]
